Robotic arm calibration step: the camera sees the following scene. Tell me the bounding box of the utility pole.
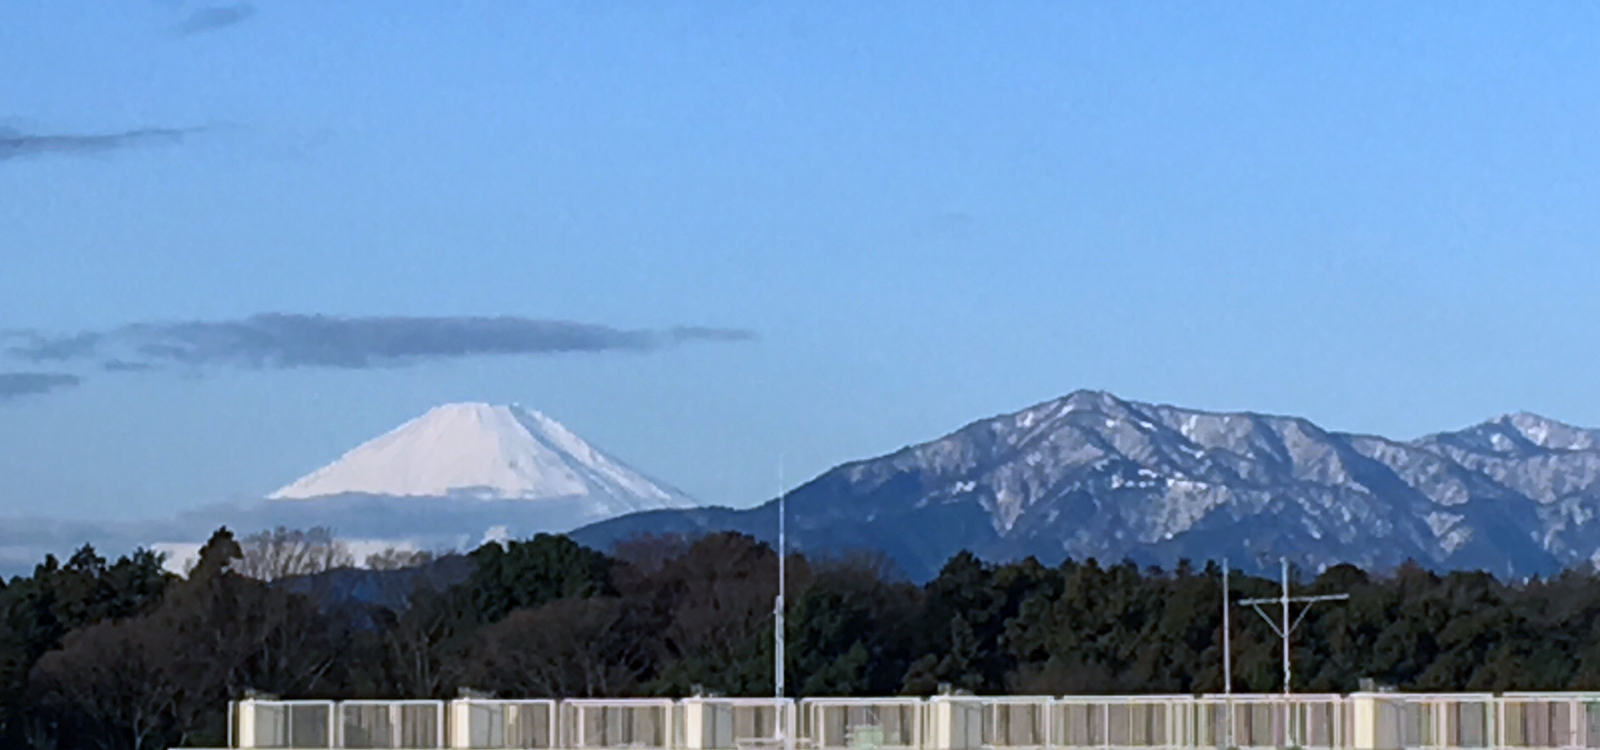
[1237,557,1348,746]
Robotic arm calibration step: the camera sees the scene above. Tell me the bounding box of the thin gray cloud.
[9,331,102,360]
[0,373,81,401]
[11,314,758,371]
[668,326,761,343]
[174,3,256,36]
[0,126,198,161]
[102,359,159,373]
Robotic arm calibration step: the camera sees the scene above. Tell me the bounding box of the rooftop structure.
[196,691,1600,750]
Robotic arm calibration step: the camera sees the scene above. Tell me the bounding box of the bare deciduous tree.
[372,585,470,698]
[365,547,436,571]
[30,617,177,750]
[231,526,353,581]
[626,534,779,672]
[464,598,654,698]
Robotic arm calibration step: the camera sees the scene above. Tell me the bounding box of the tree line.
[5,527,1600,749]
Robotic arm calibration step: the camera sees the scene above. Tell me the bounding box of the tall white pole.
[1223,558,1233,749]
[775,456,786,702]
[1222,558,1232,694]
[1281,556,1292,749]
[1281,557,1291,695]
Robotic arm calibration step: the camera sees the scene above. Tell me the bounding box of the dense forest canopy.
[4,527,1600,750]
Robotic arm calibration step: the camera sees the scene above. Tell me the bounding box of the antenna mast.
[775,456,786,702]
[1222,558,1232,695]
[1222,558,1234,749]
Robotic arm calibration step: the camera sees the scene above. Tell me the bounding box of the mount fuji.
[142,403,697,573]
[270,402,696,516]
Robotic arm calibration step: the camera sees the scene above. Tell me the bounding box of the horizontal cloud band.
[8,313,756,371]
[0,127,198,161]
[0,372,81,401]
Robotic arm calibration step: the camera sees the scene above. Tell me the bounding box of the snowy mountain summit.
[575,390,1600,580]
[270,402,696,517]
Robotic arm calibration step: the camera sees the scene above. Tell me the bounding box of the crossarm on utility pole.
[1239,593,1349,638]
[1231,558,1350,746]
[1289,594,1348,633]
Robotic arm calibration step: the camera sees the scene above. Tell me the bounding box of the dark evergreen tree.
[11,526,1600,748]
[465,534,614,624]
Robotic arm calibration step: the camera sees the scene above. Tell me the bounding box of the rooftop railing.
[206,692,1600,750]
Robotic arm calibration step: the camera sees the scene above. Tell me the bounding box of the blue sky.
[2,2,1599,523]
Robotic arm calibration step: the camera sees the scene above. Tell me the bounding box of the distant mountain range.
[572,390,1600,580]
[13,393,1595,583]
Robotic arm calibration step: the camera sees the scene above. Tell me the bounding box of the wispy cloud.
[0,126,199,161]
[102,359,159,373]
[0,373,81,401]
[174,3,257,36]
[667,326,763,343]
[10,314,758,372]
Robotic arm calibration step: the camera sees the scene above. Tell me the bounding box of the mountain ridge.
[572,390,1600,580]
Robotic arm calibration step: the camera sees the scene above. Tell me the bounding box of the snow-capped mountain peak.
[1493,412,1600,452]
[1418,412,1600,458]
[269,402,695,517]
[576,391,1600,581]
